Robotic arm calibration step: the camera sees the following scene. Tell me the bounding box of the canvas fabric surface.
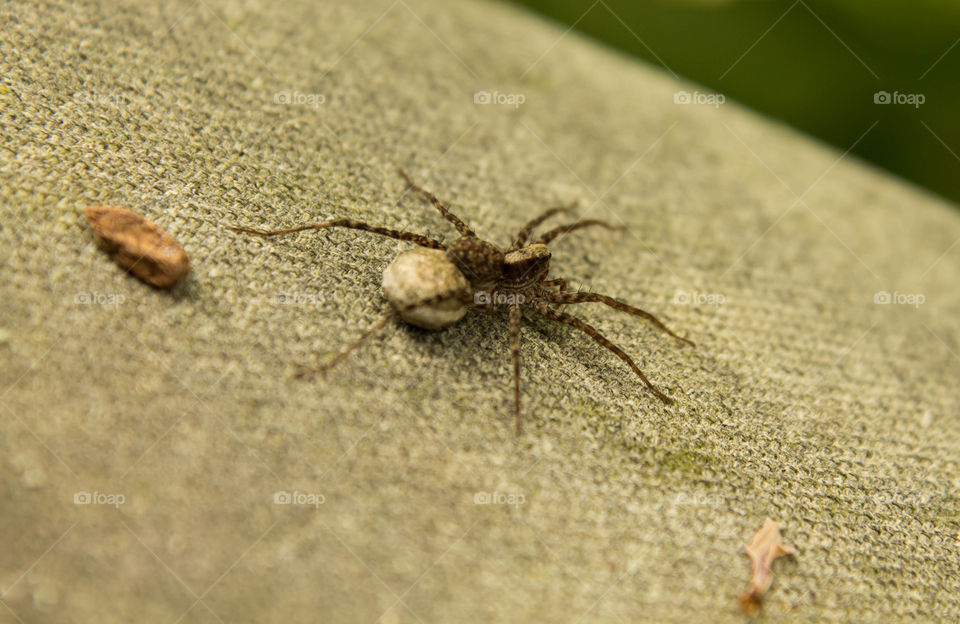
[1,0,959,622]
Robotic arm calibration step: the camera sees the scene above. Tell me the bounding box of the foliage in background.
[513,0,960,205]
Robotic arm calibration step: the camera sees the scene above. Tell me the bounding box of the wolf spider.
[231,169,694,433]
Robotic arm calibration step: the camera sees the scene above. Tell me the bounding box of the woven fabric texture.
[2,0,959,622]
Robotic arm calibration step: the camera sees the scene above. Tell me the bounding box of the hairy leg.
[534,220,623,245]
[532,302,674,404]
[546,291,694,347]
[509,201,576,251]
[230,219,445,250]
[295,289,481,378]
[541,278,568,293]
[294,312,398,378]
[397,169,475,237]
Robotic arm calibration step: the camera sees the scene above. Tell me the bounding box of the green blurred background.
[512,0,960,205]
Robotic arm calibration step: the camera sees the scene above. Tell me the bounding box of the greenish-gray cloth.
[2,1,959,622]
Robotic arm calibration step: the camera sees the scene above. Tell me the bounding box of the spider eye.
[446,236,504,286]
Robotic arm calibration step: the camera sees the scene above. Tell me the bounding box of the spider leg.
[541,278,568,293]
[546,291,694,347]
[295,288,482,378]
[397,169,475,237]
[294,311,398,378]
[509,201,577,251]
[534,220,624,245]
[230,219,445,249]
[509,304,522,434]
[532,302,674,404]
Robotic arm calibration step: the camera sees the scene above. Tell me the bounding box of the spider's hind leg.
[294,311,398,378]
[546,291,694,346]
[295,289,477,378]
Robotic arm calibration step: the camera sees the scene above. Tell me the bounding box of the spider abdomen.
[446,235,505,288]
[382,247,469,330]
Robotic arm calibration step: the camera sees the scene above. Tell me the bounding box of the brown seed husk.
[84,206,190,288]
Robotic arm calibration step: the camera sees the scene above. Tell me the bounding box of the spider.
[231,169,694,433]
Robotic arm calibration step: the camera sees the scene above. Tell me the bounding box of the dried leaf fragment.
[85,206,190,288]
[738,518,796,616]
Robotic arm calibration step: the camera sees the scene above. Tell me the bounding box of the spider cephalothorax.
[232,169,694,432]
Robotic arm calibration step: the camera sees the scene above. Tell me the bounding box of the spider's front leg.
[531,302,674,404]
[509,202,576,251]
[546,290,694,347]
[230,219,445,250]
[397,169,475,237]
[541,278,567,291]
